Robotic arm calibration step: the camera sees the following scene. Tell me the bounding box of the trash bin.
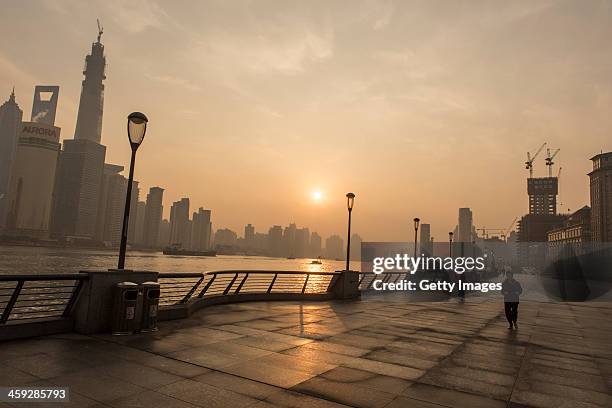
[111,282,143,335]
[141,281,160,332]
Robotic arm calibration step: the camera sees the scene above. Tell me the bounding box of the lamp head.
[413,217,420,230]
[346,192,355,210]
[127,112,148,147]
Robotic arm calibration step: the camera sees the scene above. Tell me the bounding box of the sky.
[1,0,611,241]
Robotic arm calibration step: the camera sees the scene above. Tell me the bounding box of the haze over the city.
[1,0,610,240]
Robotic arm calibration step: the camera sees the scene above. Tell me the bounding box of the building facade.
[547,206,591,260]
[589,152,612,242]
[143,187,164,248]
[0,89,23,228]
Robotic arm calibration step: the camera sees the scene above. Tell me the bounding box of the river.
[0,245,360,275]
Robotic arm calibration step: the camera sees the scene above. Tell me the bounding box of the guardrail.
[358,272,405,291]
[158,270,340,307]
[0,274,88,324]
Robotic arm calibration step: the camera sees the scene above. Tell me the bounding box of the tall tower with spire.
[51,24,107,239]
[0,88,23,228]
[74,20,106,144]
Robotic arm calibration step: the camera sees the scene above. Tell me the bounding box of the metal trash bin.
[111,282,143,335]
[141,281,160,332]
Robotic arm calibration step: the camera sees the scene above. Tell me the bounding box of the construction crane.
[503,216,518,241]
[545,148,560,177]
[525,142,546,178]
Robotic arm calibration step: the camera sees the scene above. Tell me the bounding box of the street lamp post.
[413,218,420,259]
[345,193,355,271]
[117,112,148,270]
[448,232,454,258]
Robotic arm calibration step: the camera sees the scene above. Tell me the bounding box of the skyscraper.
[51,29,107,240]
[0,89,23,227]
[191,208,212,251]
[457,208,473,242]
[268,225,283,257]
[134,201,146,245]
[96,164,126,245]
[310,232,322,258]
[143,187,164,248]
[5,87,61,238]
[244,224,255,247]
[589,152,612,242]
[419,223,432,255]
[325,235,344,260]
[169,198,190,248]
[31,86,59,125]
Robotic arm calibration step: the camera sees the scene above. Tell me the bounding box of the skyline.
[1,1,611,240]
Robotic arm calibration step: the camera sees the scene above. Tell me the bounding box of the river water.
[0,245,360,275]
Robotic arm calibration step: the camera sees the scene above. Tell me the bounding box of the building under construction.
[517,144,567,269]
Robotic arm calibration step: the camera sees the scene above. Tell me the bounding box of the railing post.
[235,273,249,294]
[331,270,360,300]
[62,279,84,317]
[301,274,310,294]
[198,274,216,298]
[267,273,278,293]
[1,280,23,324]
[223,273,239,295]
[182,275,204,303]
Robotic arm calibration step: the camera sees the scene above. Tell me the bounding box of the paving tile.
[342,358,424,381]
[158,379,258,408]
[255,389,350,408]
[222,361,316,388]
[319,366,411,395]
[193,371,279,399]
[108,390,198,408]
[402,383,506,408]
[292,376,395,408]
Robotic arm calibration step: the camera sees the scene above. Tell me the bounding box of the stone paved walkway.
[1,295,611,408]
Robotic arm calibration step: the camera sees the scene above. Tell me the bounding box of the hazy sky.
[1,0,611,241]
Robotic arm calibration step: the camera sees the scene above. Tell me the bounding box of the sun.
[312,191,323,201]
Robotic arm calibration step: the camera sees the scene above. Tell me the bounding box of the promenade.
[1,295,611,408]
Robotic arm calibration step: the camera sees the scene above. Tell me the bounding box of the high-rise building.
[158,219,170,248]
[143,187,164,248]
[268,225,283,257]
[325,235,344,260]
[0,89,23,227]
[51,30,108,240]
[134,201,146,245]
[419,223,432,255]
[169,198,190,248]
[191,208,212,251]
[350,233,362,261]
[244,224,255,247]
[30,86,59,125]
[74,28,106,144]
[457,208,473,242]
[282,223,297,257]
[295,227,310,258]
[528,177,558,215]
[310,232,322,258]
[589,152,612,242]
[97,165,127,245]
[127,181,139,243]
[214,228,237,247]
[4,87,61,238]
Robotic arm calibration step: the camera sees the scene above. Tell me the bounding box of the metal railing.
[358,272,405,291]
[158,270,340,307]
[0,274,88,324]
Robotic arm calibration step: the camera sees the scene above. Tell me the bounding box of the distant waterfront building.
[96,164,126,245]
[0,89,23,228]
[127,181,139,244]
[589,152,612,242]
[350,233,362,261]
[325,235,344,260]
[295,227,310,258]
[214,228,237,247]
[5,119,61,238]
[268,225,283,257]
[419,223,432,255]
[244,224,255,247]
[191,208,212,251]
[169,198,190,248]
[134,201,146,245]
[457,208,473,242]
[143,187,164,248]
[51,32,108,241]
[158,219,170,248]
[547,206,591,260]
[282,223,297,257]
[310,232,322,258]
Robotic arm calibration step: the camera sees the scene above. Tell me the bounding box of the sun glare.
[312,191,323,201]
